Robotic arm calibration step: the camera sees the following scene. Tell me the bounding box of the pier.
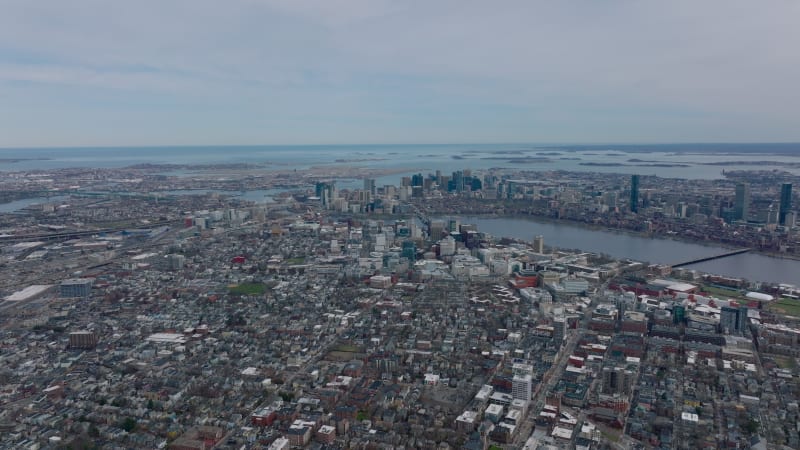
[671,248,751,268]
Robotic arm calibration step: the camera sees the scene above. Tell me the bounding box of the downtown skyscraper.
[780,183,792,225]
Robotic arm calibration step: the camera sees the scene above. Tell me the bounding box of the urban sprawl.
[1,163,800,450]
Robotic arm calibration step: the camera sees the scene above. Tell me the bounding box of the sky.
[1,0,799,147]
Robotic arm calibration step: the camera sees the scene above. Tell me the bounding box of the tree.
[120,417,137,432]
[744,418,759,434]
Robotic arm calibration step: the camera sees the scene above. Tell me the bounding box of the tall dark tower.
[363,178,376,196]
[780,183,792,225]
[630,175,640,213]
[452,170,465,192]
[734,182,750,221]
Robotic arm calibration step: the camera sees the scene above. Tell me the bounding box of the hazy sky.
[1,0,799,147]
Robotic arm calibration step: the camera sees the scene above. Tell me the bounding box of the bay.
[3,143,800,179]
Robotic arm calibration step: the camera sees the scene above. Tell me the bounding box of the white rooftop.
[145,333,188,344]
[4,284,53,301]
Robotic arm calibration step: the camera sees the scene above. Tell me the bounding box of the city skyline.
[2,1,800,147]
[2,142,800,448]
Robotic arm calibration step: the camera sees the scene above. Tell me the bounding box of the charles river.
[458,216,800,287]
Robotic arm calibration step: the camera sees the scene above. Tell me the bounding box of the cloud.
[0,0,798,146]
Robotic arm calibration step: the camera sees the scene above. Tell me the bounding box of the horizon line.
[3,141,800,151]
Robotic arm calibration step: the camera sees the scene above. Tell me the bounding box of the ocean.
[2,143,800,180]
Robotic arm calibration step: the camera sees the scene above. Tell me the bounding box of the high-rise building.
[720,306,739,334]
[439,235,456,256]
[734,182,750,221]
[363,178,376,197]
[673,305,686,324]
[738,306,749,333]
[438,175,450,191]
[511,362,534,402]
[454,170,465,192]
[429,220,445,240]
[315,181,336,208]
[408,218,419,239]
[601,366,634,395]
[533,235,544,253]
[553,316,566,344]
[785,211,797,229]
[767,207,779,226]
[60,279,93,299]
[677,202,688,218]
[780,183,792,225]
[401,241,416,262]
[720,306,749,334]
[630,175,640,213]
[506,180,517,199]
[448,219,460,233]
[605,192,618,209]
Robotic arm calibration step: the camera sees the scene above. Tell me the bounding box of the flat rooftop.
[4,284,54,301]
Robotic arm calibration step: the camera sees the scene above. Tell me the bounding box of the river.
[0,196,70,213]
[457,216,800,286]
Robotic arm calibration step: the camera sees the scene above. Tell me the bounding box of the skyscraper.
[630,175,640,213]
[429,220,445,240]
[720,306,739,334]
[734,182,750,221]
[363,178,376,197]
[315,181,336,208]
[786,211,797,228]
[738,306,749,334]
[452,170,465,192]
[533,235,544,253]
[780,183,792,225]
[401,240,416,262]
[720,306,749,334]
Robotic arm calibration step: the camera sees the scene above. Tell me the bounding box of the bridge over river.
[671,248,751,268]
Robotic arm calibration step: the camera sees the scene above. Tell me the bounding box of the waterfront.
[460,216,800,286]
